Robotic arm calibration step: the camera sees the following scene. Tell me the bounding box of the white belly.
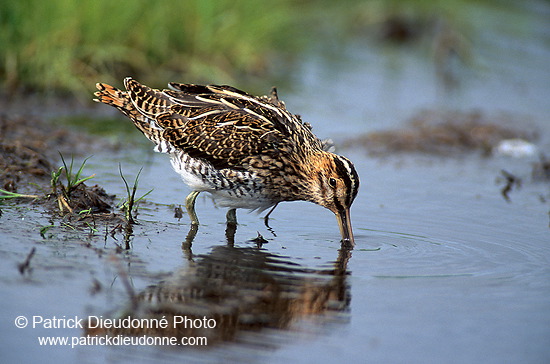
[209,190,275,211]
[169,152,275,212]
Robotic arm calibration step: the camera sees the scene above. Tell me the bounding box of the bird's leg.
[226,208,237,225]
[185,191,200,225]
[263,203,278,227]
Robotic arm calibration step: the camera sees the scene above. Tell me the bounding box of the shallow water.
[3,148,549,363]
[2,2,550,363]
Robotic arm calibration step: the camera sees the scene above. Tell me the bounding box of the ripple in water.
[358,228,550,284]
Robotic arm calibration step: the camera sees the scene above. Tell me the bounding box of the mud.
[0,114,122,226]
[345,109,538,156]
[0,115,60,192]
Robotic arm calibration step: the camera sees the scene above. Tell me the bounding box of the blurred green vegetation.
[0,0,533,98]
[1,0,314,96]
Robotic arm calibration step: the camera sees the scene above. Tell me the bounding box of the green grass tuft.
[118,165,153,224]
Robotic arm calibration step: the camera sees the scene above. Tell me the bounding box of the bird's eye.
[328,177,337,188]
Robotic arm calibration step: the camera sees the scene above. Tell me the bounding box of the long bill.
[335,208,354,246]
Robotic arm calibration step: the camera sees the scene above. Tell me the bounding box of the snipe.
[94,78,359,244]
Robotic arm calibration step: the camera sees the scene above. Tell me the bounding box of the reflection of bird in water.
[85,244,351,344]
[94,78,359,244]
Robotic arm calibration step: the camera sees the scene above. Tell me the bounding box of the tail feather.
[94,82,127,109]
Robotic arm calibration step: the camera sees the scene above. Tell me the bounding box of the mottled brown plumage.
[94,78,359,244]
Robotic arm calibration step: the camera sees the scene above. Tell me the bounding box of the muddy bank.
[0,114,72,193]
[344,109,539,157]
[0,114,123,230]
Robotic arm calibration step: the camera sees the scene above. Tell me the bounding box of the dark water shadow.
[85,224,352,346]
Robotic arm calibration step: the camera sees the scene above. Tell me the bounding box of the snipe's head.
[310,153,359,245]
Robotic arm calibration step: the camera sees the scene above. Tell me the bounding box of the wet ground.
[2,2,550,363]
